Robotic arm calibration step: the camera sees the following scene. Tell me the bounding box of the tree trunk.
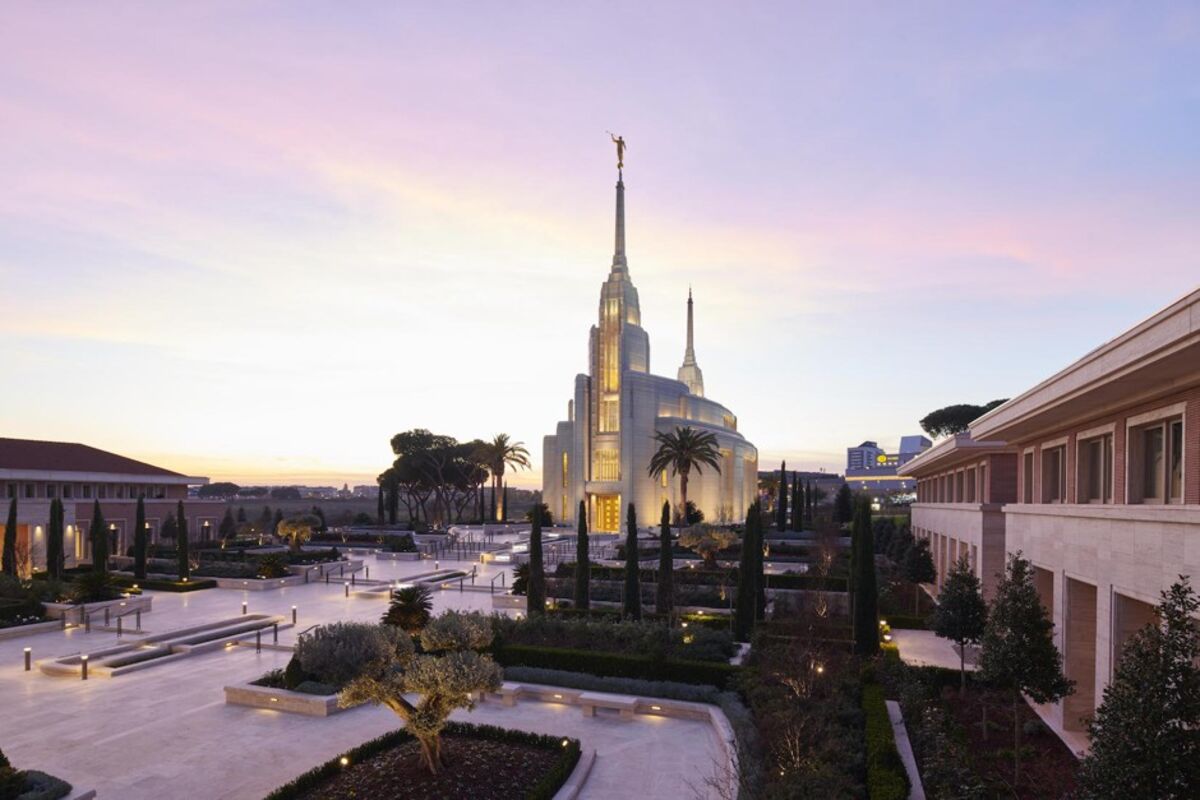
[1013,690,1021,788]
[981,701,988,742]
[914,583,920,615]
[680,471,689,522]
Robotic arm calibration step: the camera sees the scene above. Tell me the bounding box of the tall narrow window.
[1142,425,1165,503]
[965,468,976,503]
[1079,434,1113,504]
[561,452,569,489]
[1042,446,1065,503]
[1169,420,1184,502]
[1023,452,1034,503]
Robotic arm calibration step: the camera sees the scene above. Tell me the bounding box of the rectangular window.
[98,485,108,499]
[1169,420,1184,502]
[599,397,620,433]
[561,452,569,489]
[46,484,56,499]
[594,450,620,481]
[979,463,988,503]
[82,485,92,499]
[1042,446,1065,503]
[1128,417,1184,504]
[954,472,963,502]
[965,468,976,503]
[24,484,34,499]
[1023,452,1034,503]
[62,484,72,499]
[1078,434,1113,504]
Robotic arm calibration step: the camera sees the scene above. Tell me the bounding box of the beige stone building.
[541,171,758,531]
[908,287,1200,736]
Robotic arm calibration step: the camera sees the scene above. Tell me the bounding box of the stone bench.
[578,691,638,720]
[497,681,525,706]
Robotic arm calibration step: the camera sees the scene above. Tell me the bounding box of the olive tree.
[276,514,319,552]
[312,613,502,774]
[678,524,737,569]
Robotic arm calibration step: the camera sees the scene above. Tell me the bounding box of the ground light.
[24,647,31,671]
[80,654,88,680]
[291,605,297,624]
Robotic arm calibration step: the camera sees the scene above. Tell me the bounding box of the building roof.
[971,287,1200,442]
[901,433,1014,477]
[0,438,187,478]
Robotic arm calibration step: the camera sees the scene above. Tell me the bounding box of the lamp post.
[291,605,297,625]
[80,654,88,681]
[23,647,31,671]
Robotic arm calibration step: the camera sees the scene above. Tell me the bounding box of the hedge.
[112,576,216,592]
[262,722,580,800]
[555,563,847,592]
[862,683,908,800]
[492,644,740,690]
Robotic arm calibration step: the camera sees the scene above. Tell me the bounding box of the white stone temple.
[541,169,758,531]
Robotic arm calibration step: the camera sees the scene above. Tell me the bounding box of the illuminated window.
[594,450,620,481]
[561,452,569,488]
[599,398,620,432]
[661,469,668,488]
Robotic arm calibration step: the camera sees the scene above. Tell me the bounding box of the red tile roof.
[0,438,186,478]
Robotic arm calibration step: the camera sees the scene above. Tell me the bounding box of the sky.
[2,2,1199,488]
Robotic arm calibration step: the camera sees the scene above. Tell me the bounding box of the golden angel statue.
[608,132,626,169]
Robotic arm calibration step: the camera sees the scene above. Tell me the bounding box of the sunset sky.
[2,2,1199,487]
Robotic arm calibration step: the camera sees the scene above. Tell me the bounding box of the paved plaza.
[0,553,726,799]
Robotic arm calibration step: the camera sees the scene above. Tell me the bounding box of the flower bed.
[263,722,580,800]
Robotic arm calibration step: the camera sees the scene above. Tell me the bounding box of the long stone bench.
[578,691,637,720]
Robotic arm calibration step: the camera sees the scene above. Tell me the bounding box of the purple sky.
[2,2,1198,486]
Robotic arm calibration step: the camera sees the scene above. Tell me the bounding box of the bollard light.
[80,655,88,681]
[291,605,297,625]
[256,630,262,653]
[242,602,248,615]
[344,582,350,597]
[136,610,142,631]
[117,617,123,638]
[24,647,31,671]
[365,566,369,579]
[273,623,279,644]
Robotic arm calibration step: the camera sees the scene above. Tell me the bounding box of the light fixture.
[650,704,661,711]
[339,757,349,767]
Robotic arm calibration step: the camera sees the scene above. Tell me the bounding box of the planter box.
[375,551,422,561]
[491,594,527,611]
[43,595,153,621]
[210,575,307,591]
[224,683,352,717]
[0,619,60,641]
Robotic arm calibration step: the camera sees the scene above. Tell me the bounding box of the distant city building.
[844,435,931,495]
[352,485,380,499]
[0,438,218,574]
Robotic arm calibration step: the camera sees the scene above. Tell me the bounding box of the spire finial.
[677,286,705,396]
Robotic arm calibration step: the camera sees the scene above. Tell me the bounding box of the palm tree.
[647,426,722,524]
[486,434,530,521]
[382,585,434,633]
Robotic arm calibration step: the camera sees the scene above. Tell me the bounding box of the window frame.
[1126,404,1187,506]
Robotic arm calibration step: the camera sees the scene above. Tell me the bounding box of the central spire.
[611,172,628,276]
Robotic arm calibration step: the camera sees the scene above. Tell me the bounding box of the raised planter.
[43,594,153,621]
[0,619,61,641]
[209,575,307,591]
[224,682,356,716]
[374,551,422,561]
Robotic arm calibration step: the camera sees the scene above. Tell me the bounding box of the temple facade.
[541,171,758,531]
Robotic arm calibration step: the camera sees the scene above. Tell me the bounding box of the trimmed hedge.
[262,722,580,800]
[555,563,847,592]
[765,573,847,592]
[112,576,216,592]
[492,643,740,690]
[862,683,908,800]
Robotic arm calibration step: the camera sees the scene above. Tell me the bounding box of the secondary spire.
[677,287,705,397]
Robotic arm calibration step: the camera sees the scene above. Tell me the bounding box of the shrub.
[862,682,908,800]
[253,553,291,579]
[492,643,740,689]
[283,655,308,690]
[491,614,736,663]
[385,533,416,553]
[381,584,433,633]
[296,621,409,689]
[68,571,123,603]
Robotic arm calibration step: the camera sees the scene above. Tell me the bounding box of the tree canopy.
[919,399,1008,439]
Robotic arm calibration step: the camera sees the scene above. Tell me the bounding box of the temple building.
[541,170,758,531]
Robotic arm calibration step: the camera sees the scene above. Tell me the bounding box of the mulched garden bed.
[945,685,1079,799]
[293,735,559,800]
[265,723,580,800]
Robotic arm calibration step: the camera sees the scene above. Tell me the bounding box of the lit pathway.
[0,553,725,799]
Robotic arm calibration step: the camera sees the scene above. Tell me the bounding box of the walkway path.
[0,555,725,798]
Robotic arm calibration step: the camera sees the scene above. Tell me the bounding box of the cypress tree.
[791,473,802,531]
[134,495,147,580]
[89,499,108,575]
[776,462,787,530]
[258,505,272,530]
[753,502,766,620]
[852,497,879,655]
[376,489,385,524]
[573,500,589,610]
[273,508,284,533]
[656,500,674,615]
[2,498,16,576]
[526,496,545,616]
[733,502,759,642]
[622,503,641,620]
[176,499,190,580]
[236,506,247,523]
[902,537,937,614]
[834,483,854,525]
[218,508,236,540]
[46,498,64,579]
[806,480,815,526]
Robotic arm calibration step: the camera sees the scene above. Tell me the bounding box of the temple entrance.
[593,494,621,533]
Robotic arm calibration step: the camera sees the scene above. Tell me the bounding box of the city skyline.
[4,3,1199,487]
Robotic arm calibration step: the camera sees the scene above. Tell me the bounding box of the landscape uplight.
[339,757,350,767]
[80,655,88,680]
[23,647,31,671]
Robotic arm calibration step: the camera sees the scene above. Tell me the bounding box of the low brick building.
[0,438,220,574]
[908,287,1200,739]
